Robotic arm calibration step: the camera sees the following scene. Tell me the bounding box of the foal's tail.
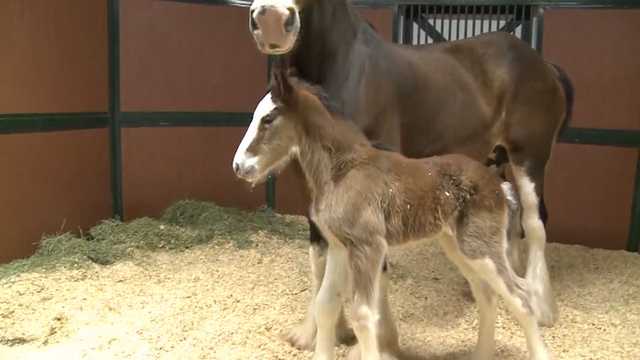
[548,62,575,136]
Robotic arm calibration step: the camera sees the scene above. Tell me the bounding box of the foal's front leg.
[286,221,353,350]
[313,245,350,360]
[349,240,388,360]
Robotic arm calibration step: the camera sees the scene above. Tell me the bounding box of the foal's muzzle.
[249,5,300,55]
[233,160,257,180]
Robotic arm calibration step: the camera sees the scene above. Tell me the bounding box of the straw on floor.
[1,200,638,359]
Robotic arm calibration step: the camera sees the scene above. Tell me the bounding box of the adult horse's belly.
[361,93,499,163]
[356,45,501,163]
[401,106,499,163]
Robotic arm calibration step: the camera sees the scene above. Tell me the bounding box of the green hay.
[161,200,308,246]
[0,200,308,280]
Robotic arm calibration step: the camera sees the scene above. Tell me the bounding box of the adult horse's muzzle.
[249,1,300,55]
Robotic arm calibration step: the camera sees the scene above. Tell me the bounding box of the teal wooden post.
[108,0,124,220]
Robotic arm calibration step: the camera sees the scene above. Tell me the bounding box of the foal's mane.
[291,77,369,148]
[270,61,369,154]
[296,81,344,117]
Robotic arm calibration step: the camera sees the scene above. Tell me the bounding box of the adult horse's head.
[249,0,302,54]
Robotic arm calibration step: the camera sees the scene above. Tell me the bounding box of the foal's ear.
[270,61,294,105]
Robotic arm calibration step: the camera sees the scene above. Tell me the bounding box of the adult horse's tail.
[548,62,575,136]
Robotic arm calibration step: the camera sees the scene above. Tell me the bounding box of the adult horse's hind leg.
[285,220,355,350]
[502,81,563,326]
[510,161,557,327]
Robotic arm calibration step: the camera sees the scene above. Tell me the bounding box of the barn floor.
[1,201,639,360]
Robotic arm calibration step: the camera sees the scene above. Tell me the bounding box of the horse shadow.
[394,344,524,360]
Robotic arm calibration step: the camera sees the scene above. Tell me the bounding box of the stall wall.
[543,9,640,249]
[0,0,110,262]
[120,1,267,219]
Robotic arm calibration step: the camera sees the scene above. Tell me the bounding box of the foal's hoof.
[283,323,355,350]
[533,296,559,328]
[461,285,475,303]
[336,325,357,346]
[536,309,558,328]
[537,314,556,328]
[283,325,316,351]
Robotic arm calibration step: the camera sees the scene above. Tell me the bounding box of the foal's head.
[232,68,335,185]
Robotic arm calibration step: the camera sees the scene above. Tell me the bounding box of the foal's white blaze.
[232,92,276,178]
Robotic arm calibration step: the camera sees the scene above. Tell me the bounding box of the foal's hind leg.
[468,279,498,360]
[440,239,498,360]
[286,220,354,350]
[470,255,550,360]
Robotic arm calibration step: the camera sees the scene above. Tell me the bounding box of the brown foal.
[233,69,551,360]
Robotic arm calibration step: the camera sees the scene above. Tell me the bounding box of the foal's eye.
[262,114,276,126]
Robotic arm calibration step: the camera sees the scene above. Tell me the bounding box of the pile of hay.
[1,200,639,360]
[0,200,307,279]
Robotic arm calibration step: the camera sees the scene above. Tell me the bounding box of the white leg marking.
[512,167,557,327]
[313,246,348,360]
[471,258,551,360]
[285,246,324,350]
[352,304,381,360]
[469,280,497,360]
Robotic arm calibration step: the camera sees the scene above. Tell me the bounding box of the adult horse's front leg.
[285,220,354,350]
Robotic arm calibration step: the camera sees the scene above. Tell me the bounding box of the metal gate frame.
[1,0,637,251]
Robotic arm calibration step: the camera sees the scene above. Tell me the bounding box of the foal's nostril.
[244,165,257,178]
[284,8,296,33]
[233,162,240,175]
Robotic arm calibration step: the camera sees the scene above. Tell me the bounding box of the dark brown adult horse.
[248,0,573,351]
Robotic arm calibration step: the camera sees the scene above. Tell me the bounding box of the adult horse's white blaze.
[249,0,300,54]
[232,92,276,182]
